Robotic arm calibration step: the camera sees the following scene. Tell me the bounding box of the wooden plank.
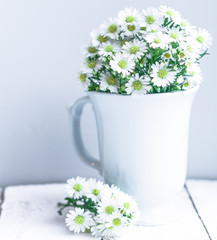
[187,180,217,240]
[0,184,210,240]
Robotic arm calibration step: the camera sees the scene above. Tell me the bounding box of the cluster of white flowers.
[58,177,138,239]
[78,6,212,95]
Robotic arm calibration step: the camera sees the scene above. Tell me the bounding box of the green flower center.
[108,24,117,33]
[170,33,179,39]
[166,10,173,16]
[105,205,115,214]
[121,40,127,46]
[164,53,171,59]
[126,16,135,23]
[129,45,139,54]
[97,34,108,43]
[158,69,168,79]
[107,76,117,85]
[88,47,97,53]
[105,45,113,52]
[113,218,121,226]
[92,188,100,196]
[118,60,127,69]
[187,45,193,53]
[179,52,185,58]
[154,37,161,44]
[127,25,136,32]
[197,36,204,43]
[181,21,187,27]
[184,82,189,87]
[73,184,82,192]
[124,202,131,210]
[133,80,142,90]
[74,215,84,224]
[79,73,87,82]
[146,15,155,24]
[88,60,97,69]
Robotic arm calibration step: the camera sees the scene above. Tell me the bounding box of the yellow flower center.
[154,37,161,44]
[164,53,171,59]
[107,76,117,85]
[158,69,168,79]
[74,215,84,224]
[105,45,113,52]
[126,16,135,23]
[73,184,82,192]
[170,32,179,39]
[105,206,115,214]
[197,36,204,43]
[146,15,155,24]
[88,47,97,53]
[88,60,97,69]
[79,73,87,82]
[133,80,142,90]
[92,188,100,196]
[113,218,121,226]
[127,25,136,32]
[129,45,139,54]
[118,60,127,69]
[97,34,108,43]
[166,10,173,16]
[108,24,117,33]
[124,202,131,210]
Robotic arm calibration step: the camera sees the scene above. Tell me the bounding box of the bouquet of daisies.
[58,177,138,239]
[79,6,212,96]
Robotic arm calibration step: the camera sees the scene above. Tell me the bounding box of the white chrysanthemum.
[179,18,196,32]
[166,29,186,43]
[121,22,141,37]
[99,73,118,93]
[119,192,138,217]
[192,28,212,51]
[159,5,181,24]
[85,178,104,203]
[110,53,135,77]
[162,49,175,62]
[66,177,87,199]
[142,7,163,31]
[81,59,102,74]
[186,63,203,85]
[106,212,125,237]
[65,208,94,233]
[151,62,177,87]
[122,39,147,59]
[78,72,90,91]
[180,38,201,60]
[117,8,144,26]
[100,17,120,40]
[145,32,171,49]
[97,197,120,221]
[98,41,120,57]
[101,184,122,200]
[90,28,108,46]
[125,74,151,96]
[81,44,98,57]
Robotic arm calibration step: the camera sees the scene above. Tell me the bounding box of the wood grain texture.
[0,183,210,240]
[187,180,217,240]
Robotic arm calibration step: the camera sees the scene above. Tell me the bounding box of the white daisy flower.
[86,178,104,203]
[101,184,122,200]
[179,18,196,32]
[100,73,118,93]
[106,212,125,237]
[78,72,90,91]
[166,29,186,43]
[65,208,94,233]
[81,44,98,57]
[121,22,141,37]
[100,18,120,40]
[176,75,185,84]
[110,53,135,77]
[180,38,201,60]
[162,49,175,62]
[145,32,171,49]
[125,74,151,96]
[142,7,163,32]
[159,5,181,24]
[122,39,147,59]
[119,192,138,217]
[66,176,87,199]
[151,62,177,87]
[186,63,203,85]
[81,59,102,74]
[192,28,212,51]
[90,28,108,46]
[97,197,120,221]
[117,8,144,26]
[98,41,120,57]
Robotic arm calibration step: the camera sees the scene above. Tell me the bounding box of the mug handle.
[69,96,101,172]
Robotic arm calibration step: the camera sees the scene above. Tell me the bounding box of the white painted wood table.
[0,180,216,240]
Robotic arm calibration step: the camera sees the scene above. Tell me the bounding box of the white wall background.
[0,0,216,187]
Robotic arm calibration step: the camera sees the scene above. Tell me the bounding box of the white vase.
[70,87,199,225]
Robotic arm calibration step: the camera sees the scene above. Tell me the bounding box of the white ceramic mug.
[70,87,199,224]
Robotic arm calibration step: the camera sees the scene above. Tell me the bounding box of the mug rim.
[87,86,199,98]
